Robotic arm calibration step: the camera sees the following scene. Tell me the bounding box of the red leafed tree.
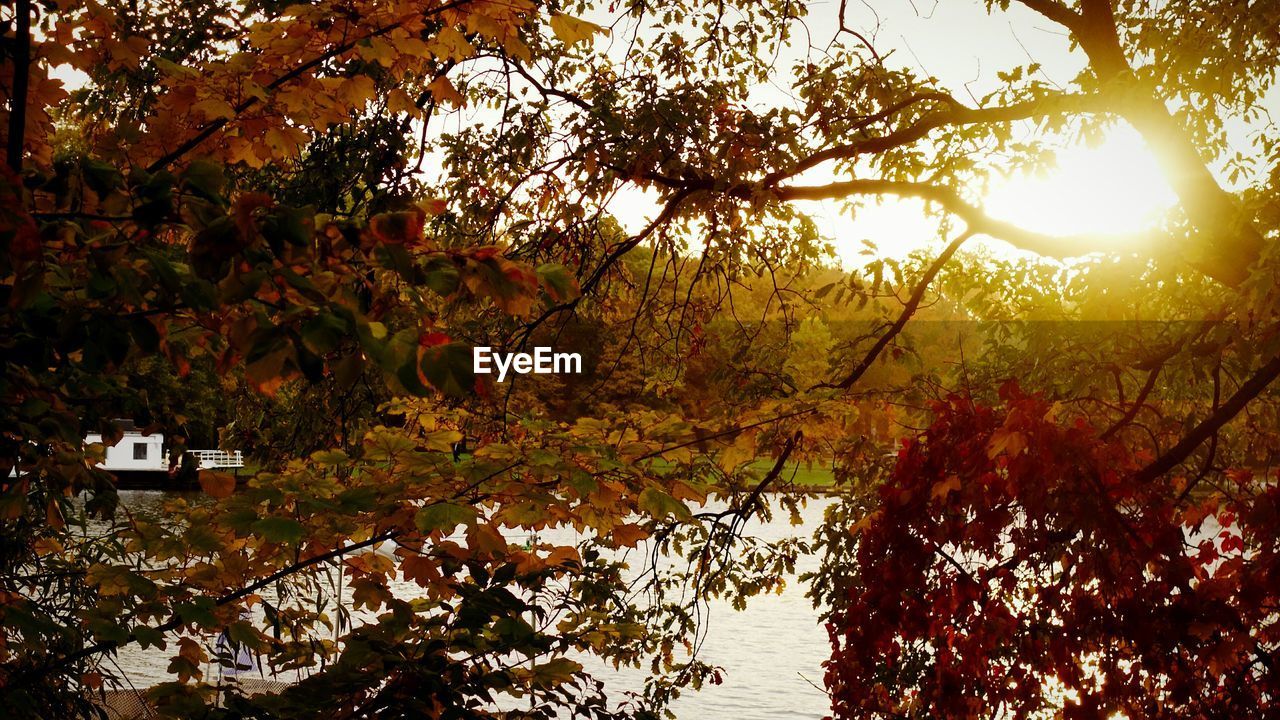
[826,384,1280,718]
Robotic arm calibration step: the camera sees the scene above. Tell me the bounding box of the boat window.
[133,443,149,460]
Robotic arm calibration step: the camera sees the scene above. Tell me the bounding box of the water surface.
[105,492,835,718]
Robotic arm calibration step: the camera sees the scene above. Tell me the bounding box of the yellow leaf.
[718,430,756,472]
[393,36,430,58]
[264,125,310,156]
[226,136,264,168]
[387,88,418,116]
[550,13,607,47]
[193,97,237,121]
[930,475,960,501]
[986,429,1027,459]
[503,35,533,63]
[338,75,377,108]
[358,37,396,67]
[427,26,474,62]
[427,76,465,107]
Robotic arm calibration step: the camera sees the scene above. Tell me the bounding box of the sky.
[604,0,1185,266]
[48,1,1271,268]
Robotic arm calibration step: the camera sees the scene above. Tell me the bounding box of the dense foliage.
[3,0,1280,718]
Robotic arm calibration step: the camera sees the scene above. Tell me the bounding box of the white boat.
[81,420,244,488]
[84,429,244,473]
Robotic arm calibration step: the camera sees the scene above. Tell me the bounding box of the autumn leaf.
[427,76,465,107]
[427,26,475,62]
[610,523,649,548]
[251,517,306,544]
[930,474,960,501]
[550,13,608,47]
[415,502,476,533]
[193,97,237,121]
[531,657,583,687]
[369,209,426,246]
[198,470,237,498]
[986,429,1027,458]
[338,75,377,108]
[637,486,691,521]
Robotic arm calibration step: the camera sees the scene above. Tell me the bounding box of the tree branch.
[1012,0,1083,32]
[24,531,400,682]
[1016,0,1264,285]
[814,230,973,390]
[773,178,1148,258]
[765,93,1106,186]
[1134,353,1280,484]
[146,0,474,172]
[6,0,33,172]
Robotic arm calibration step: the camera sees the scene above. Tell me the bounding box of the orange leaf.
[198,470,237,498]
[610,523,648,548]
[427,76,465,107]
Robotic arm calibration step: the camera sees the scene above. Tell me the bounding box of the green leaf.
[174,597,219,628]
[81,157,123,195]
[301,312,349,355]
[420,342,475,397]
[263,205,315,250]
[414,502,476,533]
[536,263,580,303]
[251,516,305,544]
[181,159,227,202]
[397,354,431,396]
[637,486,691,521]
[134,625,167,651]
[423,256,461,296]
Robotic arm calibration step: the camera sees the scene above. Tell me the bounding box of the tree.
[4,0,1280,718]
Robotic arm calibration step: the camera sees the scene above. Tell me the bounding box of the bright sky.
[607,0,1183,266]
[50,1,1268,268]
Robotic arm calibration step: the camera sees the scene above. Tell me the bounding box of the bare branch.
[813,230,973,390]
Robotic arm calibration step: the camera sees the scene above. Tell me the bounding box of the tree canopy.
[3,0,1280,718]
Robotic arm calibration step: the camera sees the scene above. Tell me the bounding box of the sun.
[982,125,1178,241]
[814,125,1179,267]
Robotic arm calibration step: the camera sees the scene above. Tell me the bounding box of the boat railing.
[188,449,245,469]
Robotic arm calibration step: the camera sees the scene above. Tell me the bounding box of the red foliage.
[826,384,1280,719]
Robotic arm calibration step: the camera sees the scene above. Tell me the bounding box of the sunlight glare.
[983,126,1178,240]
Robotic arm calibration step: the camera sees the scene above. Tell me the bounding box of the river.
[106,491,837,719]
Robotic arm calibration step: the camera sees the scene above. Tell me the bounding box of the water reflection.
[106,492,835,719]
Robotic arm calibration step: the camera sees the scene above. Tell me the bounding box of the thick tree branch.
[1016,0,1263,284]
[773,178,1147,258]
[1012,0,1082,32]
[765,93,1106,186]
[6,0,33,172]
[1134,353,1280,484]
